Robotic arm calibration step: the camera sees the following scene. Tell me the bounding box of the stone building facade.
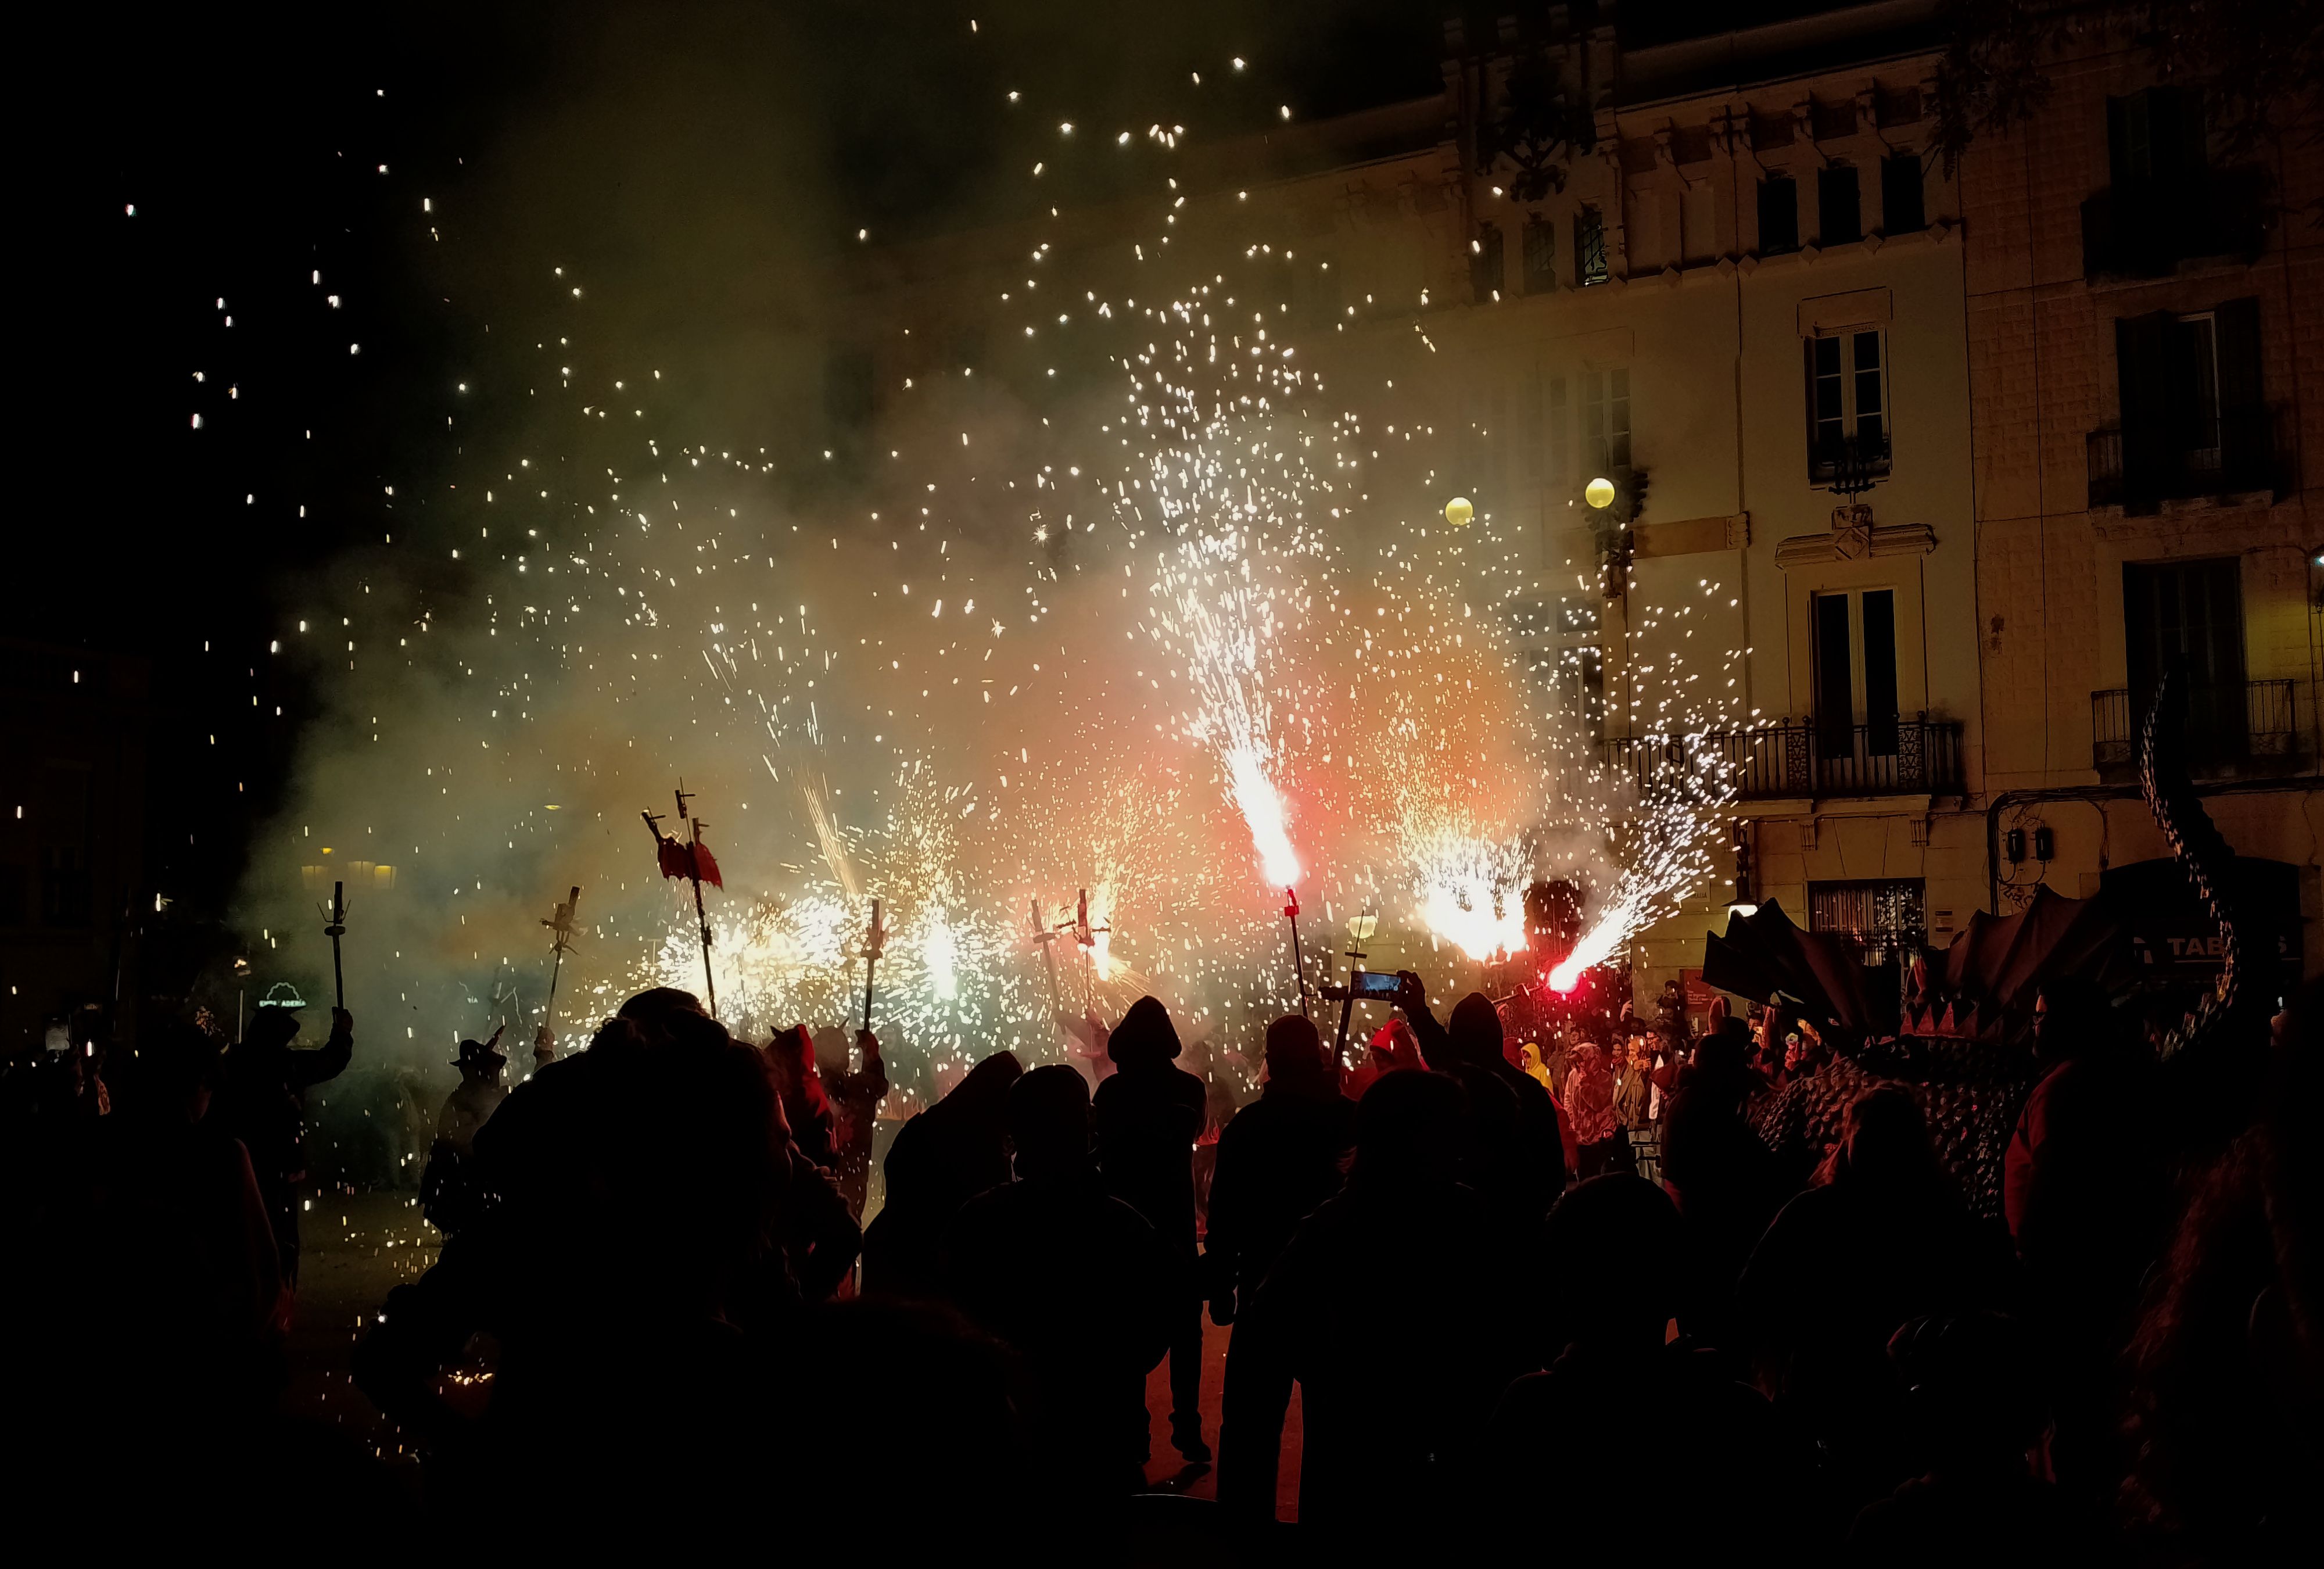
[830,2,2321,1016]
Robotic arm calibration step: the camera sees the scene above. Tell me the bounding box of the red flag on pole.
[654,831,723,889]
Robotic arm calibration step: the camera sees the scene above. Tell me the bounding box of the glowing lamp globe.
[1443,496,1474,527]
[1584,475,1618,510]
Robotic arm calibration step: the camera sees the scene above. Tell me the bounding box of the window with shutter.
[1819,165,1862,245]
[1881,154,1924,231]
[1758,175,1798,253]
[1522,218,1556,293]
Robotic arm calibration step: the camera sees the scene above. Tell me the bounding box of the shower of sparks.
[219,45,1767,1097]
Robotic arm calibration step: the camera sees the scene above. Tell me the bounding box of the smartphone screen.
[1350,970,1403,1000]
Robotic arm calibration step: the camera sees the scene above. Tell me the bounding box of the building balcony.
[2087,404,2283,513]
[1603,715,1963,802]
[2080,165,2268,281]
[2092,679,2303,778]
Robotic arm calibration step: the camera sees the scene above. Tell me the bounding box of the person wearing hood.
[1203,1015,1354,1326]
[1344,1017,1427,1100]
[206,998,354,1288]
[1396,975,1568,1226]
[816,1026,890,1224]
[1092,994,1211,1463]
[944,1066,1174,1498]
[860,1049,1022,1301]
[1218,1070,1527,1545]
[764,1024,837,1172]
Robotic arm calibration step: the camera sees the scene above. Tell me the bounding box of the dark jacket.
[942,1164,1174,1490]
[1203,1083,1353,1316]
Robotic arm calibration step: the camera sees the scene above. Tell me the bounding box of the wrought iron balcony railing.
[2092,679,2300,774]
[1602,715,1963,801]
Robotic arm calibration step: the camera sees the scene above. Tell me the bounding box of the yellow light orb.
[1584,476,1618,510]
[1443,496,1474,527]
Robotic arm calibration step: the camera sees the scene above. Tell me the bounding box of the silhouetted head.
[1369,1018,1425,1073]
[1542,1175,1683,1348]
[943,1050,1024,1127]
[1448,992,1502,1066]
[618,986,710,1044]
[1107,995,1181,1069]
[452,1036,508,1082]
[1263,1013,1328,1096]
[1350,1070,1466,1190]
[1888,1312,2047,1464]
[1007,1064,1092,1178]
[243,1006,301,1052]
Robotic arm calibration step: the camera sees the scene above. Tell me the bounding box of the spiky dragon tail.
[2137,668,2240,1062]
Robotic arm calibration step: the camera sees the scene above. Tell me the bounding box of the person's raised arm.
[856,1027,890,1104]
[286,1007,355,1088]
[1394,972,1452,1062]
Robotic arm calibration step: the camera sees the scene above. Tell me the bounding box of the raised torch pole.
[324,880,347,1008]
[1283,886,1309,1019]
[860,897,887,1033]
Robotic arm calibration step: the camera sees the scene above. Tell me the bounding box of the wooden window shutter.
[2115,312,2175,510]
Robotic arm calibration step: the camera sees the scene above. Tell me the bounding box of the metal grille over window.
[1810,879,1927,1014]
[1522,218,1555,293]
[1575,205,1609,286]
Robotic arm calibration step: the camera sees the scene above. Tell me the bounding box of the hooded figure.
[1203,1015,1354,1324]
[1092,995,1212,1461]
[1219,1070,1527,1545]
[1345,1018,1427,1100]
[1400,981,1568,1229]
[943,1066,1174,1496]
[206,1000,353,1285]
[765,1024,837,1171]
[860,1050,1022,1301]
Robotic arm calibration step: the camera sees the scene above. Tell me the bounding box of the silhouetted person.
[1662,1025,1784,1353]
[820,1025,890,1223]
[1203,1014,1353,1324]
[421,1030,510,1236]
[1397,976,1566,1230]
[1092,994,1210,1462]
[860,1048,1021,1299]
[2122,977,2323,1565]
[1845,1313,2117,1566]
[1482,1176,1801,1556]
[1740,1085,2014,1524]
[353,993,796,1536]
[2002,977,2165,1502]
[765,1023,837,1169]
[1219,1070,1525,1544]
[1343,1017,1425,1100]
[207,999,353,1287]
[943,1065,1174,1496]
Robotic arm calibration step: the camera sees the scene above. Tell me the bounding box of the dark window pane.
[1881,154,1924,231]
[1819,165,1862,245]
[1758,177,1798,252]
[1575,206,1609,286]
[1522,218,1555,293]
[1815,593,1855,744]
[1863,590,1900,753]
